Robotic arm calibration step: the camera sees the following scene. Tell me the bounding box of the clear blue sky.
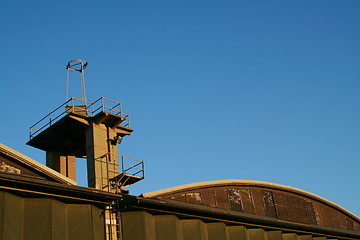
[1,1,359,216]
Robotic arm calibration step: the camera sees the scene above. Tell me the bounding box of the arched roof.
[143,179,360,231]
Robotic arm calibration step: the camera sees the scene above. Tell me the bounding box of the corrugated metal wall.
[121,210,346,240]
[0,191,105,240]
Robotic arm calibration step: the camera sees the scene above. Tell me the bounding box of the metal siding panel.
[266,230,283,240]
[273,193,289,221]
[207,222,229,240]
[304,200,317,225]
[168,193,187,202]
[354,221,360,232]
[91,205,105,240]
[251,189,266,216]
[282,233,298,240]
[201,190,216,207]
[329,208,340,229]
[24,198,51,240]
[214,189,230,210]
[51,199,67,240]
[321,205,334,228]
[345,217,355,231]
[0,192,3,239]
[247,229,266,240]
[261,190,277,218]
[336,212,348,230]
[154,215,183,240]
[67,205,93,240]
[181,219,209,240]
[121,211,155,240]
[294,198,310,224]
[312,201,325,227]
[284,194,299,223]
[227,226,249,240]
[3,192,23,240]
[297,235,313,240]
[240,189,255,214]
[228,189,243,212]
[186,192,202,204]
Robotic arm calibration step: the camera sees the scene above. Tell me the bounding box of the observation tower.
[27,60,144,193]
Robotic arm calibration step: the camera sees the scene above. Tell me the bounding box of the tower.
[27,60,144,193]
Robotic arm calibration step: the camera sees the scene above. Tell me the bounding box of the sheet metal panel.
[3,192,23,240]
[122,211,156,240]
[201,190,216,208]
[181,219,209,240]
[227,226,249,240]
[273,192,290,221]
[51,199,67,240]
[207,222,230,240]
[24,198,51,240]
[154,215,183,240]
[251,188,266,217]
[247,228,267,240]
[266,230,283,240]
[214,189,230,210]
[68,205,94,240]
[228,189,243,212]
[240,189,255,214]
[0,191,105,240]
[91,205,105,240]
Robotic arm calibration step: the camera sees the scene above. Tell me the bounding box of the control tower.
[27,60,144,193]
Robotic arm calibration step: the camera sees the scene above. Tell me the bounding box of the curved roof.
[143,179,360,231]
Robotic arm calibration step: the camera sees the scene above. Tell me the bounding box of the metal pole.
[66,69,70,102]
[80,62,87,100]
[102,97,105,112]
[122,156,125,174]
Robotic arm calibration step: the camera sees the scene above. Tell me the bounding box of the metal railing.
[95,153,144,191]
[29,97,130,139]
[120,155,144,178]
[95,153,144,178]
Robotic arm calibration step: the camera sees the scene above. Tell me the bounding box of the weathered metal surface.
[0,191,105,240]
[142,180,360,232]
[0,144,77,185]
[121,210,360,240]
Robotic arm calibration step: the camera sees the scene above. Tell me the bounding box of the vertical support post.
[46,151,76,181]
[122,156,124,174]
[85,123,119,190]
[102,97,105,112]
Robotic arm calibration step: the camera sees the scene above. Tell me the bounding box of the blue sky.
[1,1,359,216]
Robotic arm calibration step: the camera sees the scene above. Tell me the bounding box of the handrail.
[29,97,131,139]
[95,153,144,179]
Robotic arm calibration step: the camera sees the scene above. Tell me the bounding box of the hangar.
[0,61,358,239]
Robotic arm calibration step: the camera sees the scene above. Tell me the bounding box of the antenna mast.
[66,59,88,101]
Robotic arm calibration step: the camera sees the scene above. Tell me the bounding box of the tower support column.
[46,152,76,181]
[86,123,119,190]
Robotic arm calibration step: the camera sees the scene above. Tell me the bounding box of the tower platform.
[27,97,133,158]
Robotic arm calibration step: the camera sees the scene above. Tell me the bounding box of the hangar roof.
[142,180,360,232]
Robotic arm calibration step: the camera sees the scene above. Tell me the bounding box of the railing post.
[122,156,125,174]
[142,162,144,178]
[72,98,74,113]
[102,97,105,112]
